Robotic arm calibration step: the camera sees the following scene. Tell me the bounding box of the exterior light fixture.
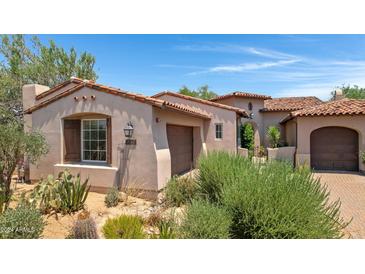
[124,121,134,138]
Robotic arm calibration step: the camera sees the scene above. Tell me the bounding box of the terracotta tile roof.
[262,96,323,112]
[152,91,248,117]
[210,91,272,101]
[281,99,365,123]
[24,79,211,119]
[35,77,84,100]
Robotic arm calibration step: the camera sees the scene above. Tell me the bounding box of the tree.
[266,126,281,148]
[179,85,217,100]
[240,123,254,150]
[331,85,365,100]
[0,109,48,212]
[0,34,98,117]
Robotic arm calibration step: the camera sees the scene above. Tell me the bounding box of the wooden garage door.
[310,127,358,171]
[167,125,193,175]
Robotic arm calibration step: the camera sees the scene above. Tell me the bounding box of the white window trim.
[215,123,223,140]
[81,118,107,163]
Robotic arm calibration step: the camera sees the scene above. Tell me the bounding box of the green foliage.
[331,85,365,99]
[0,119,48,211]
[165,175,197,207]
[179,85,217,100]
[0,203,45,239]
[104,187,120,208]
[69,210,99,239]
[193,151,348,239]
[240,123,254,150]
[102,215,146,239]
[30,170,90,214]
[157,219,177,239]
[266,126,281,148]
[0,35,98,116]
[180,199,231,239]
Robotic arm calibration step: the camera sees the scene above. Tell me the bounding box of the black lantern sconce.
[124,121,136,145]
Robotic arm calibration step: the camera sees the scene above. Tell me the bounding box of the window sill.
[55,163,117,170]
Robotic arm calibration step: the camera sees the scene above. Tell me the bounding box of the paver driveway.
[314,171,365,239]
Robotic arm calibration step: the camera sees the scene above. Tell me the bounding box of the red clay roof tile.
[210,91,271,101]
[262,96,323,112]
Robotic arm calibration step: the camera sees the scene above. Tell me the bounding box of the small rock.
[157,192,165,204]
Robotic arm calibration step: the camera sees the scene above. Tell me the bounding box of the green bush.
[165,175,197,207]
[104,187,120,208]
[30,170,90,214]
[194,151,348,239]
[180,199,231,239]
[102,215,145,239]
[157,219,177,239]
[266,126,281,148]
[240,123,254,149]
[0,203,45,239]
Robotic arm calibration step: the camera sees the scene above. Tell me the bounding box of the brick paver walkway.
[314,171,365,239]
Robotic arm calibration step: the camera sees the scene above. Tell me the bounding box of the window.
[81,119,107,162]
[215,123,223,139]
[248,102,253,111]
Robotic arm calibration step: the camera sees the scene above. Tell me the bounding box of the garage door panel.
[310,127,358,171]
[167,125,193,176]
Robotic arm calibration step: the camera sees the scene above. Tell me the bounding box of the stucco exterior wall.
[26,85,160,191]
[262,111,290,146]
[285,119,297,146]
[152,108,205,189]
[156,94,238,153]
[36,82,79,104]
[216,97,266,146]
[295,115,365,171]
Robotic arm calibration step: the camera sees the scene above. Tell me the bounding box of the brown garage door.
[167,125,193,175]
[310,127,358,171]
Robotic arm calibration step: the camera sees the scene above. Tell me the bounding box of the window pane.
[90,120,97,129]
[83,141,90,150]
[91,140,97,150]
[98,120,106,130]
[99,130,106,140]
[98,140,106,150]
[83,120,90,130]
[90,130,97,140]
[90,151,98,161]
[83,131,90,140]
[83,151,90,160]
[99,151,106,161]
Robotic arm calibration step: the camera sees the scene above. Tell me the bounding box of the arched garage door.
[310,127,358,171]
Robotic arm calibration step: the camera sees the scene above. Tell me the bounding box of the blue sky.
[33,35,365,100]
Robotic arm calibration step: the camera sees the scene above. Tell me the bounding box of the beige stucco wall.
[295,115,365,171]
[152,108,206,189]
[267,147,296,164]
[156,94,238,153]
[262,111,290,147]
[216,97,265,146]
[285,119,297,146]
[26,85,160,191]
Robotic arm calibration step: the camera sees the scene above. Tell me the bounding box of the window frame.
[215,123,223,140]
[81,118,108,163]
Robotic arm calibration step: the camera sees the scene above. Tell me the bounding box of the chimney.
[22,84,50,110]
[334,88,344,101]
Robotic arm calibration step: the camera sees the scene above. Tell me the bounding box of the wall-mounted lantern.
[124,121,136,145]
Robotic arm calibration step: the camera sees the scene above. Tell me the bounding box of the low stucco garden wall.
[267,147,296,164]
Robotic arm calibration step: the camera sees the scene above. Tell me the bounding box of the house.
[22,78,247,196]
[22,78,365,196]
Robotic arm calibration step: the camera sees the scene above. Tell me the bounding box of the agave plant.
[57,170,91,214]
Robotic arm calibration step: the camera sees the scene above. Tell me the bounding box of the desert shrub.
[165,175,197,207]
[144,210,163,226]
[157,219,177,239]
[104,187,120,208]
[180,199,231,239]
[0,203,45,239]
[240,123,254,149]
[196,151,253,203]
[102,215,145,239]
[196,151,348,239]
[267,126,281,148]
[30,170,90,214]
[69,210,98,239]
